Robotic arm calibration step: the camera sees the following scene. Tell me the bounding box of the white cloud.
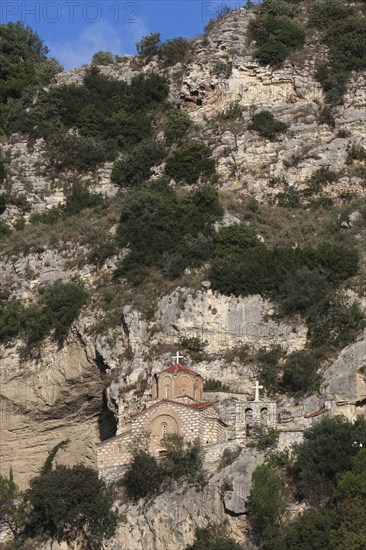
[49,18,148,70]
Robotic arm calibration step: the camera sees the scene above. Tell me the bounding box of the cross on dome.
[172,351,184,365]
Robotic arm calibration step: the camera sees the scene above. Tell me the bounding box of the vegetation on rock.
[23,465,117,550]
[186,526,244,550]
[0,280,88,350]
[121,435,205,501]
[250,416,366,549]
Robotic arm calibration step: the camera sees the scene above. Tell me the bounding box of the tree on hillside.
[23,464,117,550]
[292,416,366,505]
[0,21,61,107]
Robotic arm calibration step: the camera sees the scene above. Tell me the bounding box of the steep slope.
[0,3,365,547]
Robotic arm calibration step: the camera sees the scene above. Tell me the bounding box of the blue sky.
[0,0,255,69]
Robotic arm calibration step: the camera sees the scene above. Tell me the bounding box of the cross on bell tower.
[172,351,184,365]
[253,380,263,402]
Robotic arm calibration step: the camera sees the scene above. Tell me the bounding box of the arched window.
[261,408,268,426]
[245,408,253,437]
[165,386,170,398]
[161,423,167,437]
[182,386,186,394]
[194,387,198,400]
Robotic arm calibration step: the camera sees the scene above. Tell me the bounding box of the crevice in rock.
[98,389,117,441]
[95,350,109,374]
[355,398,366,408]
[121,313,130,339]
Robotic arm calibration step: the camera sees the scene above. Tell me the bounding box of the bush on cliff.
[250,110,288,140]
[165,142,216,184]
[121,435,205,501]
[186,526,244,550]
[249,14,305,65]
[23,465,117,550]
[0,279,88,349]
[116,180,222,281]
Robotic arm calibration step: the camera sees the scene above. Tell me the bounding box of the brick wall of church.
[97,431,132,471]
[97,402,226,473]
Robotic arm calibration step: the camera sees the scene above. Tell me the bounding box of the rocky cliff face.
[105,448,263,550]
[0,4,365,548]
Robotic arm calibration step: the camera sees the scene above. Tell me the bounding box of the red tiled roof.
[155,364,203,378]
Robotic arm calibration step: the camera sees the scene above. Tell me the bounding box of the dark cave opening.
[98,389,117,441]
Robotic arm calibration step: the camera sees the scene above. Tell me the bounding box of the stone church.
[97,357,228,481]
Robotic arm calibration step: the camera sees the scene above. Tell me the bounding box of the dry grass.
[0,197,122,257]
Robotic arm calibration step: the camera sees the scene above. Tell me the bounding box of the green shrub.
[0,472,18,532]
[91,50,115,65]
[210,235,358,304]
[256,346,282,394]
[122,435,205,501]
[29,208,61,225]
[292,416,366,504]
[0,301,24,343]
[0,21,60,107]
[0,280,88,349]
[250,463,288,548]
[276,187,301,208]
[116,180,222,279]
[216,102,242,121]
[283,508,333,549]
[325,17,366,73]
[24,465,117,549]
[186,526,243,550]
[255,428,280,451]
[158,37,190,67]
[308,166,338,193]
[111,140,166,187]
[312,242,359,284]
[4,67,169,173]
[64,183,104,216]
[249,15,305,65]
[316,16,366,104]
[250,110,288,140]
[308,295,365,351]
[42,279,89,342]
[165,141,215,184]
[281,351,321,395]
[278,267,329,315]
[183,232,214,263]
[21,303,50,349]
[204,378,230,391]
[180,336,207,353]
[0,220,11,235]
[346,144,366,165]
[47,131,114,171]
[210,245,299,298]
[319,106,335,128]
[164,109,192,146]
[315,64,349,105]
[121,450,162,501]
[308,0,354,30]
[258,0,297,17]
[212,61,233,78]
[214,224,259,253]
[136,32,161,59]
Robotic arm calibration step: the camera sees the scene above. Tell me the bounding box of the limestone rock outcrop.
[105,448,262,550]
[321,333,366,418]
